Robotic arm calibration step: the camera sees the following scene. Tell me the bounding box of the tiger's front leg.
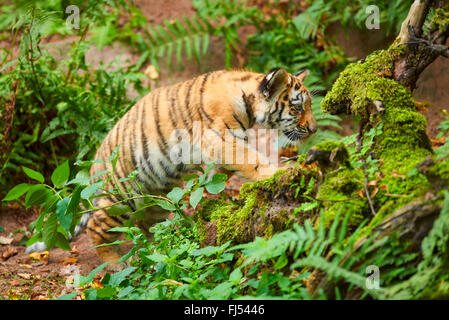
[201,133,279,182]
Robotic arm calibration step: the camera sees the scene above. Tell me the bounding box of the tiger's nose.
[307,121,318,135]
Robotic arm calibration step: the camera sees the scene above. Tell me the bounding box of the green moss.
[264,223,273,239]
[431,5,449,32]
[240,168,288,196]
[316,168,366,226]
[321,45,405,116]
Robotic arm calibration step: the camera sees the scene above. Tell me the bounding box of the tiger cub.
[87,68,317,270]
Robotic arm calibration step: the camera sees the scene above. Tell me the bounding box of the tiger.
[28,68,318,271]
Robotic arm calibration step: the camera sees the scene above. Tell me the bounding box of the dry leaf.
[90,279,104,289]
[7,289,19,300]
[61,256,78,265]
[392,172,406,178]
[1,247,18,260]
[371,187,379,199]
[9,279,21,286]
[144,64,159,80]
[431,136,446,147]
[0,236,13,245]
[358,190,365,198]
[18,273,32,280]
[29,251,49,262]
[415,101,429,112]
[70,246,80,255]
[367,180,378,187]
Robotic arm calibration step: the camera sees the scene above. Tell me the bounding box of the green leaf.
[51,160,70,188]
[66,185,82,215]
[274,253,288,270]
[56,292,77,300]
[67,169,90,186]
[22,166,44,183]
[190,187,204,209]
[182,173,199,181]
[81,180,104,199]
[56,197,72,232]
[3,183,32,201]
[229,268,243,284]
[75,261,110,287]
[42,213,58,249]
[55,232,71,251]
[25,185,52,208]
[205,174,227,194]
[108,267,136,286]
[107,204,132,216]
[147,253,167,263]
[167,187,187,204]
[154,199,176,211]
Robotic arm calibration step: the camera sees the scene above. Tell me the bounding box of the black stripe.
[174,83,191,133]
[224,122,246,141]
[199,73,214,123]
[108,215,125,224]
[184,79,195,132]
[139,100,159,184]
[233,113,247,131]
[153,90,170,157]
[242,92,255,128]
[87,226,109,242]
[159,159,179,179]
[167,86,178,129]
[277,101,285,123]
[95,214,117,229]
[118,111,132,179]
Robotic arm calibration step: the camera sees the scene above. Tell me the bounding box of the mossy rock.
[194,166,321,246]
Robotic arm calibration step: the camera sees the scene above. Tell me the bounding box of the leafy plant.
[0,3,147,195]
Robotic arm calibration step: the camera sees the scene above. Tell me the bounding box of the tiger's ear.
[294,69,310,82]
[259,68,289,100]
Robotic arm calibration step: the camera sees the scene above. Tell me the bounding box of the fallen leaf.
[431,136,446,147]
[358,190,365,198]
[19,263,32,269]
[29,251,49,262]
[61,256,78,265]
[70,246,80,255]
[6,289,19,300]
[371,187,379,199]
[0,236,13,245]
[17,273,32,280]
[367,180,378,186]
[392,172,406,178]
[1,247,18,260]
[9,279,21,286]
[144,64,159,80]
[90,279,104,289]
[415,101,429,112]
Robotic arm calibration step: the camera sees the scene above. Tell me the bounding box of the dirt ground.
[1,0,448,299]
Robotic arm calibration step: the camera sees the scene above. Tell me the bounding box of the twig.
[356,120,377,216]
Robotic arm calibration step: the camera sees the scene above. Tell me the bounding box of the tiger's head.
[256,68,317,144]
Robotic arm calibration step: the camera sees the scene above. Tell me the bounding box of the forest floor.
[0,0,447,299]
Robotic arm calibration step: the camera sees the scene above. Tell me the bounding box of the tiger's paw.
[105,261,129,272]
